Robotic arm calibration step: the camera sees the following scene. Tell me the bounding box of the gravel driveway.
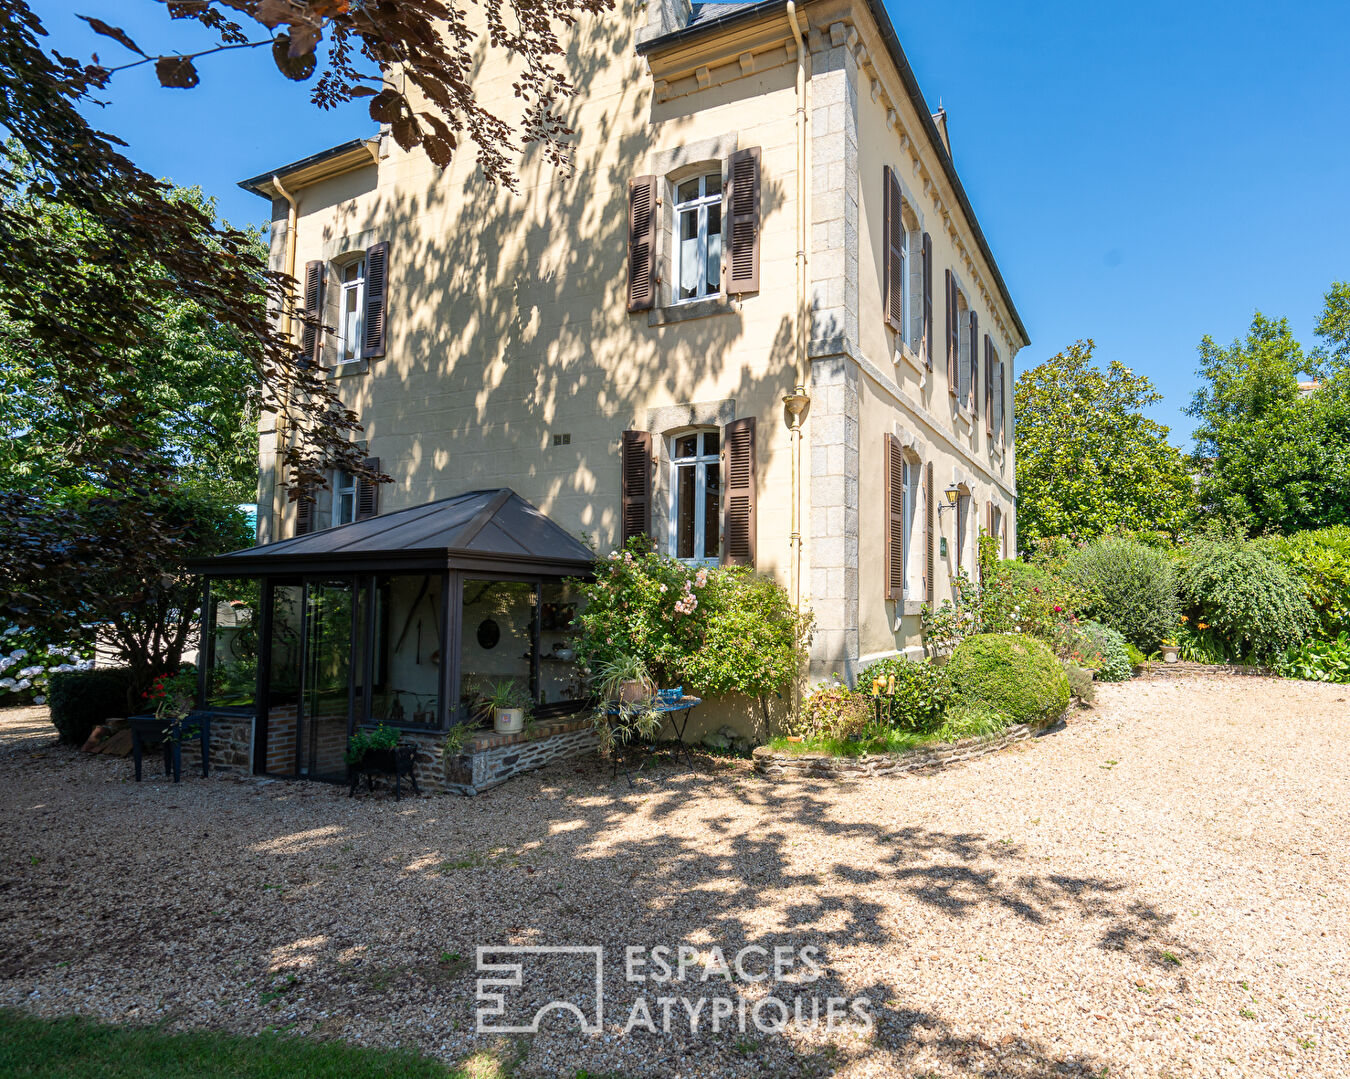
[1,675,1347,1077]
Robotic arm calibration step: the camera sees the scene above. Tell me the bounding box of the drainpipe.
[784,3,811,614]
[784,1,812,716]
[270,174,300,540]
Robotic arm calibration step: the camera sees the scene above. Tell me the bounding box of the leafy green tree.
[1014,341,1196,549]
[1186,293,1350,534]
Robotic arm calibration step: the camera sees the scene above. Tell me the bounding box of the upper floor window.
[339,259,366,363]
[674,173,722,303]
[883,166,920,353]
[669,429,720,563]
[334,470,358,528]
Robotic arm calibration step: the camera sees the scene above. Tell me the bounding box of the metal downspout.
[271,174,300,541]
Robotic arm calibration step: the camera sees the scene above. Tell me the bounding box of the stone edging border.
[751,719,1062,780]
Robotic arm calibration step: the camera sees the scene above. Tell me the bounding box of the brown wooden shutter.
[884,435,905,600]
[627,176,658,312]
[945,270,958,395]
[722,416,756,566]
[921,232,933,369]
[726,146,761,294]
[923,461,935,603]
[300,260,325,364]
[883,167,904,332]
[968,310,979,414]
[988,337,999,437]
[362,242,389,358]
[620,430,653,544]
[355,457,380,521]
[294,490,314,537]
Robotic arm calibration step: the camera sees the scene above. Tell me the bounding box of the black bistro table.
[129,712,212,783]
[603,693,701,787]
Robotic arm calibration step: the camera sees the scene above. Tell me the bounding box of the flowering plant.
[142,667,199,731]
[0,625,95,705]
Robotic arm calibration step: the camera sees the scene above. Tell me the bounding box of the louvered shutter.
[968,310,979,413]
[620,430,653,544]
[945,270,958,395]
[884,435,905,600]
[294,490,314,537]
[300,260,325,364]
[627,176,658,311]
[356,457,380,521]
[988,337,999,437]
[883,167,904,332]
[923,461,935,603]
[726,146,761,294]
[722,416,757,566]
[361,242,389,358]
[921,233,933,369]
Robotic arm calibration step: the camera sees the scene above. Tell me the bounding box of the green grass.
[0,1008,460,1078]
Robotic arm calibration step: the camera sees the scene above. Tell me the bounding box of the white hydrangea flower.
[10,648,27,660]
[33,695,45,705]
[0,678,14,690]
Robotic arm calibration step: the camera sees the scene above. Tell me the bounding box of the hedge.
[47,667,138,746]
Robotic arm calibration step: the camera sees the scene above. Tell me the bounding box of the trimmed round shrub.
[1066,535,1180,651]
[1178,536,1315,661]
[946,633,1070,727]
[861,656,951,732]
[47,667,137,745]
[1258,526,1350,639]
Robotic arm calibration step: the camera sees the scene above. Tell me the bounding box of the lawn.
[0,1009,459,1078]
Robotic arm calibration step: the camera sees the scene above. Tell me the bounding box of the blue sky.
[28,0,1350,443]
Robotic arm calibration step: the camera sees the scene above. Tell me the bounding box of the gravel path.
[1,676,1347,1077]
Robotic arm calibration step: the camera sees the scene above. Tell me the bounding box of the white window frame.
[333,471,358,529]
[899,227,911,350]
[338,257,366,363]
[672,174,723,305]
[667,429,721,565]
[902,459,915,596]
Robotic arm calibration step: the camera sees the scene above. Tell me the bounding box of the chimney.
[931,106,951,156]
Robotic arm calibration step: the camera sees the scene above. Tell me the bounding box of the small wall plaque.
[939,537,948,557]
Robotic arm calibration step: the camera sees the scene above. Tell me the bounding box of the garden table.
[603,695,701,787]
[129,712,211,783]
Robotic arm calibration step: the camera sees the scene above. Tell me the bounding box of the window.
[333,471,358,528]
[669,429,721,562]
[955,491,971,571]
[899,228,911,349]
[902,460,915,594]
[884,436,917,601]
[339,258,365,362]
[956,296,972,407]
[674,173,722,303]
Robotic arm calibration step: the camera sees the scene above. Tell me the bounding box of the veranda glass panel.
[265,583,303,775]
[301,579,354,781]
[459,580,534,722]
[538,580,583,706]
[370,573,444,728]
[204,577,260,710]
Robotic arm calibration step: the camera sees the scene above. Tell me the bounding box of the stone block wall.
[752,722,1038,779]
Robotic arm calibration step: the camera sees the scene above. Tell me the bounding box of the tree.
[0,0,608,643]
[1014,340,1196,550]
[1186,292,1350,534]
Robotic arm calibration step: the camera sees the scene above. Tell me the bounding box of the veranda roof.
[188,489,596,577]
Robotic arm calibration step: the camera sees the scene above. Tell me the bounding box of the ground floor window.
[670,429,720,563]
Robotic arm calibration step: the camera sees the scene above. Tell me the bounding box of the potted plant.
[143,667,200,741]
[346,723,401,770]
[473,679,532,734]
[1160,638,1180,664]
[593,653,653,705]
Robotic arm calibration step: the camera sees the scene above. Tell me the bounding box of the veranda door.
[299,578,357,781]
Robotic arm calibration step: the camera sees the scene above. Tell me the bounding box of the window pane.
[677,178,701,204]
[706,203,721,294]
[337,490,356,526]
[676,464,696,559]
[302,579,354,781]
[674,434,699,459]
[264,583,303,775]
[371,573,444,728]
[705,172,722,197]
[206,578,259,710]
[703,462,720,559]
[539,580,583,706]
[701,430,719,457]
[343,285,362,361]
[679,209,700,300]
[459,579,534,725]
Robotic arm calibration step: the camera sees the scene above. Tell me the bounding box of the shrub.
[1278,632,1350,684]
[1124,642,1146,669]
[1066,535,1180,651]
[1056,619,1133,682]
[47,667,137,745]
[1061,660,1096,705]
[790,680,874,741]
[1259,526,1350,639]
[946,633,1070,727]
[936,702,1012,742]
[977,558,1080,643]
[859,656,951,732]
[1177,536,1315,661]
